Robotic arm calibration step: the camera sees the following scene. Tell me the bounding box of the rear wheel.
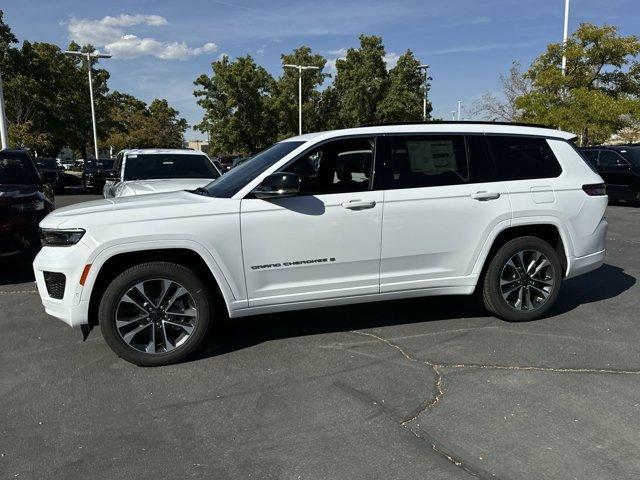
[99,262,212,366]
[482,236,562,322]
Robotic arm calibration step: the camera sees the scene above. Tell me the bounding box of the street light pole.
[283,64,320,135]
[0,67,8,149]
[561,0,570,75]
[417,64,430,121]
[64,50,111,159]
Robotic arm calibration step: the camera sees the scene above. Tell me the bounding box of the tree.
[105,94,187,150]
[334,35,389,127]
[517,23,640,145]
[273,46,329,138]
[471,62,531,122]
[194,55,276,154]
[376,49,427,122]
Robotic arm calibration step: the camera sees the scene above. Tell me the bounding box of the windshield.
[124,154,220,181]
[86,159,115,170]
[204,141,305,198]
[620,147,640,167]
[0,151,40,185]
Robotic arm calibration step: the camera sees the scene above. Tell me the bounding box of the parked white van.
[34,123,608,365]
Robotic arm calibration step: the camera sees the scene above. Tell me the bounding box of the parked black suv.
[580,145,640,205]
[82,158,115,193]
[0,149,55,256]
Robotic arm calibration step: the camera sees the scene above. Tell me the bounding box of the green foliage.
[517,23,640,145]
[273,46,329,138]
[105,94,188,150]
[194,37,429,153]
[377,49,429,122]
[333,35,389,126]
[194,55,276,154]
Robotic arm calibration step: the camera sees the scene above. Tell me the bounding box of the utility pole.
[283,64,320,135]
[417,64,430,121]
[64,50,111,159]
[457,101,462,121]
[561,0,570,75]
[0,66,8,149]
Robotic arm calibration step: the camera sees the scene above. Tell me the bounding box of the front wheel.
[99,262,212,366]
[481,236,562,322]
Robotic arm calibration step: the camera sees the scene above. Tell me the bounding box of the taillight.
[582,183,607,196]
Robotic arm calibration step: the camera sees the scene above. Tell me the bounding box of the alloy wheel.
[499,249,555,311]
[115,278,198,354]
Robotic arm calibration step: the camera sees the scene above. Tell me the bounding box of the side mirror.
[252,172,301,199]
[40,170,58,185]
[105,170,120,180]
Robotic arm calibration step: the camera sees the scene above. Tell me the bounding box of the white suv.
[34,123,608,366]
[103,149,221,198]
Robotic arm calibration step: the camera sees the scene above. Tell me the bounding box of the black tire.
[481,236,562,322]
[99,262,212,366]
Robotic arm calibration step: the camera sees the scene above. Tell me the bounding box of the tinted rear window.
[0,151,40,185]
[487,136,562,181]
[124,154,220,181]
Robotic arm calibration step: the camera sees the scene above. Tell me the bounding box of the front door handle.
[470,191,501,201]
[342,199,377,210]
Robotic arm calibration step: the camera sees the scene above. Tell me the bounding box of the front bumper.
[33,242,92,328]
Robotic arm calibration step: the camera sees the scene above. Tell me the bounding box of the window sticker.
[406,140,457,173]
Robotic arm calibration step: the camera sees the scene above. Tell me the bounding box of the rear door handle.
[470,191,501,201]
[342,200,377,210]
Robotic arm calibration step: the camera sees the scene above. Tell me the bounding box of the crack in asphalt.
[350,329,640,479]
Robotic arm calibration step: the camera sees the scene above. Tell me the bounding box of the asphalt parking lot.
[1,195,639,479]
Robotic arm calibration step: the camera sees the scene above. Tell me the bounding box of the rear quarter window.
[487,136,562,181]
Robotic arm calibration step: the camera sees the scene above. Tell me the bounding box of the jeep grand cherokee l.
[34,123,608,366]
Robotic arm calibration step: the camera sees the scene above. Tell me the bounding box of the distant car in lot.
[0,149,54,256]
[215,154,242,172]
[59,159,75,171]
[34,157,64,193]
[580,145,640,205]
[231,156,252,169]
[103,149,221,198]
[82,158,115,193]
[34,122,608,366]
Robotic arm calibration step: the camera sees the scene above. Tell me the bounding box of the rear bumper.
[565,217,608,279]
[566,249,606,279]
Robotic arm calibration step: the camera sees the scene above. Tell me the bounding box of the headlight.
[11,200,45,212]
[40,228,85,247]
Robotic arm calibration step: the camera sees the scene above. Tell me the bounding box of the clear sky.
[3,0,640,140]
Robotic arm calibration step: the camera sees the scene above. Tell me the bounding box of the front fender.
[79,238,247,315]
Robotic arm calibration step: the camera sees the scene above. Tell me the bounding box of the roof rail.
[358,120,557,130]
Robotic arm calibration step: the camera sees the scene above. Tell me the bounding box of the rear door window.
[376,135,468,189]
[487,136,562,181]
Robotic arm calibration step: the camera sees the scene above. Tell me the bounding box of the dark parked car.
[82,158,115,193]
[0,149,55,256]
[580,145,640,205]
[34,157,66,194]
[215,154,242,172]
